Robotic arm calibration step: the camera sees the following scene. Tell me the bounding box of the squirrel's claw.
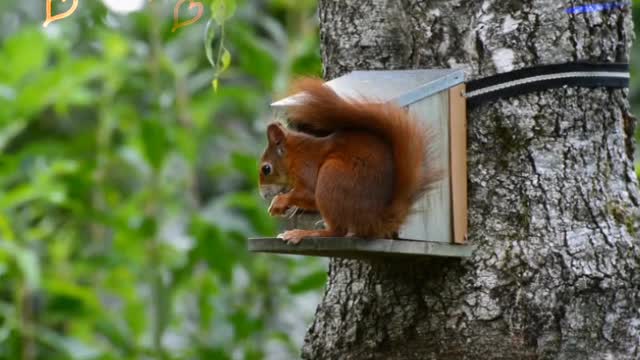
[277,230,304,245]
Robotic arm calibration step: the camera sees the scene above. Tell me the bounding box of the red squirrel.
[259,78,440,244]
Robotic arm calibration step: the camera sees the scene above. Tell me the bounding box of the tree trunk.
[302,1,640,359]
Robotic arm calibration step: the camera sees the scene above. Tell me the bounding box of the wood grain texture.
[449,84,468,244]
[249,237,474,258]
[401,91,452,243]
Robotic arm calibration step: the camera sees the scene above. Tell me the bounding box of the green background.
[0,0,638,359]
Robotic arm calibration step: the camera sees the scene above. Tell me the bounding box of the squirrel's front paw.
[268,195,289,216]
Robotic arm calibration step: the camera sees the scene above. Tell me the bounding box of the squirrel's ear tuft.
[267,122,286,145]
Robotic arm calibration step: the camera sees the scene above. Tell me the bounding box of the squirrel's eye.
[261,164,272,176]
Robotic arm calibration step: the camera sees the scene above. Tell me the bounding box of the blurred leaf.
[95,318,137,357]
[0,122,27,152]
[204,20,217,67]
[289,270,327,294]
[197,346,231,360]
[189,218,236,283]
[229,309,263,341]
[227,23,278,89]
[231,151,259,185]
[15,57,104,118]
[221,48,232,72]
[0,28,49,85]
[0,241,40,290]
[211,0,237,25]
[101,31,130,62]
[226,192,277,235]
[45,279,101,318]
[36,327,103,360]
[140,119,171,171]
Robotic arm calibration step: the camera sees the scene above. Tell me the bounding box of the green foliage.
[206,0,237,91]
[0,0,324,359]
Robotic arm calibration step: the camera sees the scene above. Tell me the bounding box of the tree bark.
[303,1,640,359]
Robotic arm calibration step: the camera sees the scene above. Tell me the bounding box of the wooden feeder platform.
[253,69,472,260]
[248,237,474,259]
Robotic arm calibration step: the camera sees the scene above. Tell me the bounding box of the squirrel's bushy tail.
[286,78,441,235]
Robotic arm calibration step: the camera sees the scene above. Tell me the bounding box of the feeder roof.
[271,69,465,109]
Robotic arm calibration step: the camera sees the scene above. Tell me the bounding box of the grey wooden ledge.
[248,237,475,259]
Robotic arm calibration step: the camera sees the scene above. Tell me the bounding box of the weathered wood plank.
[248,237,474,259]
[449,84,468,244]
[400,91,451,243]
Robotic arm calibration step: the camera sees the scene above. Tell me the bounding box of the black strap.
[465,62,629,105]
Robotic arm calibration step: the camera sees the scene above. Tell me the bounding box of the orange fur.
[259,78,440,244]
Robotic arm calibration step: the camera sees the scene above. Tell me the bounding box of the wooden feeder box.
[249,69,473,259]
